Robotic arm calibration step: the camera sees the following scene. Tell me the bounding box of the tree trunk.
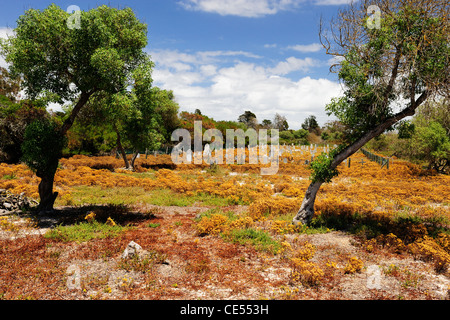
[293,91,429,225]
[35,91,94,213]
[114,125,131,169]
[292,181,323,225]
[60,91,96,136]
[36,173,58,213]
[130,151,139,171]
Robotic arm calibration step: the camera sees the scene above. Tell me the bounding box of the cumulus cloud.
[178,0,304,18]
[269,57,320,75]
[150,49,343,128]
[287,43,323,53]
[0,27,15,69]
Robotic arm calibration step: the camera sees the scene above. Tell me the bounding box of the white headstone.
[186,149,192,163]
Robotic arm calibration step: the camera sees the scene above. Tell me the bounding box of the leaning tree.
[0,4,149,212]
[293,0,449,225]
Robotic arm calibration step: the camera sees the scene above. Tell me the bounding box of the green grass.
[1,173,17,180]
[225,228,281,254]
[44,220,129,242]
[63,186,232,207]
[148,223,160,228]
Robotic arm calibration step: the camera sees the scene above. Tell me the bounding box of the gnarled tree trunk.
[36,172,58,213]
[292,181,323,225]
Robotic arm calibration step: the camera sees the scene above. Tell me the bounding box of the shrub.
[291,261,324,286]
[196,214,229,236]
[271,220,302,235]
[248,197,299,221]
[292,242,316,261]
[409,236,450,273]
[344,257,364,274]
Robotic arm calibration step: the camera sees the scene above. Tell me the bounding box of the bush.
[344,257,364,274]
[21,119,66,176]
[196,214,230,236]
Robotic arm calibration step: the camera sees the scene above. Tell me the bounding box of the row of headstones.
[168,143,343,165]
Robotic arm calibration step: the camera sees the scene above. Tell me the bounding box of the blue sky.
[0,0,354,128]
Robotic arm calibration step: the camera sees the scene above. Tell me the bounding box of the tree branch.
[382,47,401,108]
[330,90,429,168]
[59,89,96,136]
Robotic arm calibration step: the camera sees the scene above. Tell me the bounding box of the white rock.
[122,241,142,259]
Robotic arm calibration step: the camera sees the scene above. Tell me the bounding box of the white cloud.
[314,0,356,5]
[0,27,15,69]
[287,43,323,53]
[151,49,343,127]
[269,57,320,75]
[150,49,261,69]
[178,0,304,18]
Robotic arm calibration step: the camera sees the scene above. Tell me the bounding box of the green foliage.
[369,100,450,173]
[226,228,281,254]
[301,115,319,134]
[321,121,346,143]
[293,129,308,140]
[279,129,309,145]
[325,3,449,145]
[396,120,415,139]
[0,96,48,163]
[1,4,148,100]
[309,153,339,183]
[411,122,449,172]
[21,119,66,177]
[68,186,232,207]
[238,110,257,128]
[279,130,295,141]
[44,220,128,242]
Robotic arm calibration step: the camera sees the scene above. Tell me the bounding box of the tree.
[293,0,449,225]
[238,110,258,129]
[151,88,181,145]
[273,113,289,131]
[261,119,273,129]
[301,115,319,133]
[0,4,149,211]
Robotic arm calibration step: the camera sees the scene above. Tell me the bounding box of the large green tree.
[293,0,449,225]
[0,4,149,211]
